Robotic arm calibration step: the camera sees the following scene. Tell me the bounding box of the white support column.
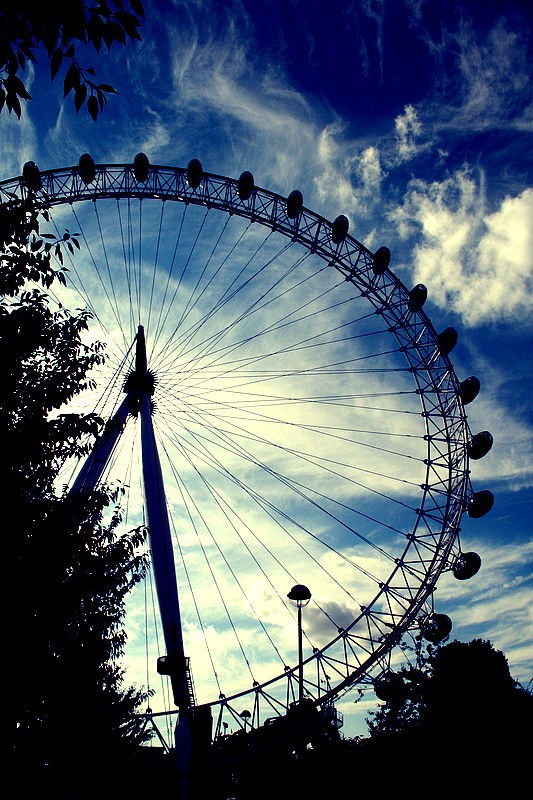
[138,392,190,704]
[70,325,194,799]
[139,392,193,800]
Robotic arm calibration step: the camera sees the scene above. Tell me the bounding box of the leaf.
[63,64,80,97]
[105,20,127,48]
[5,74,32,100]
[74,84,87,113]
[87,12,105,53]
[115,10,143,40]
[42,30,59,57]
[50,49,64,81]
[130,0,146,19]
[87,95,99,121]
[18,43,37,64]
[6,93,22,118]
[98,84,119,94]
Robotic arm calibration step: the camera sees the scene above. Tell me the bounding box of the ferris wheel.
[2,156,494,760]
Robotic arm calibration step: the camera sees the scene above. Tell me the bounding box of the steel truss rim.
[1,161,472,728]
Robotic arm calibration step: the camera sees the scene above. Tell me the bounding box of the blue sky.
[2,0,532,739]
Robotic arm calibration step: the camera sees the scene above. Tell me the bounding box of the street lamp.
[287,584,311,704]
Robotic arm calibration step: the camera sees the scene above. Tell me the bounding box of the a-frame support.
[70,325,198,798]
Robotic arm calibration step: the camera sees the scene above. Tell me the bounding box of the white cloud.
[313,123,388,230]
[477,191,533,317]
[390,167,533,325]
[137,108,172,153]
[393,104,423,163]
[314,123,363,216]
[357,145,383,195]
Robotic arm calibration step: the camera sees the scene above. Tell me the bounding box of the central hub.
[123,325,156,413]
[123,367,156,396]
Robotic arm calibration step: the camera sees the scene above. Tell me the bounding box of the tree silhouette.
[2,194,152,797]
[0,1,145,120]
[365,639,532,791]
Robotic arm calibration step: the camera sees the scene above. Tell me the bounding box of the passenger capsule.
[459,376,480,405]
[422,613,452,643]
[437,327,458,354]
[409,283,427,310]
[331,214,349,244]
[22,161,42,191]
[467,490,494,519]
[237,170,254,200]
[187,158,203,189]
[372,246,391,275]
[286,189,303,219]
[468,431,494,460]
[78,153,96,184]
[133,152,150,183]
[453,551,481,580]
[374,672,405,702]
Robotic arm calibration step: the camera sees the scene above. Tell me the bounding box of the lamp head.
[288,584,311,607]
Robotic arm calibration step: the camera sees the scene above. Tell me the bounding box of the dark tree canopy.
[2,193,152,796]
[363,639,532,793]
[367,638,530,737]
[0,1,145,119]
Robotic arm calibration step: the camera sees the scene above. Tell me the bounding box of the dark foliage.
[364,639,532,792]
[211,639,532,798]
[0,1,145,119]
[2,195,152,796]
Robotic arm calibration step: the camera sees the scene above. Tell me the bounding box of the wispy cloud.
[0,103,38,178]
[450,17,533,132]
[156,17,329,195]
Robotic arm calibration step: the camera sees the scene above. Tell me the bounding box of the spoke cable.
[159,433,288,669]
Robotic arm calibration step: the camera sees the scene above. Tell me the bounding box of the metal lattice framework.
[1,160,488,742]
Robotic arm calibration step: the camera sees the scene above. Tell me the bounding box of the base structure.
[71,325,205,798]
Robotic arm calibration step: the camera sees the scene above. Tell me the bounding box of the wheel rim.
[2,160,472,732]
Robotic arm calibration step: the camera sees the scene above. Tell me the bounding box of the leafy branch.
[0,196,80,294]
[0,1,145,120]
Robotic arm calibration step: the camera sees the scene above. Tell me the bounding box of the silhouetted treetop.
[367,638,532,743]
[0,1,145,119]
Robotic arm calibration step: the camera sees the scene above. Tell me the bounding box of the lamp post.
[287,584,311,704]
